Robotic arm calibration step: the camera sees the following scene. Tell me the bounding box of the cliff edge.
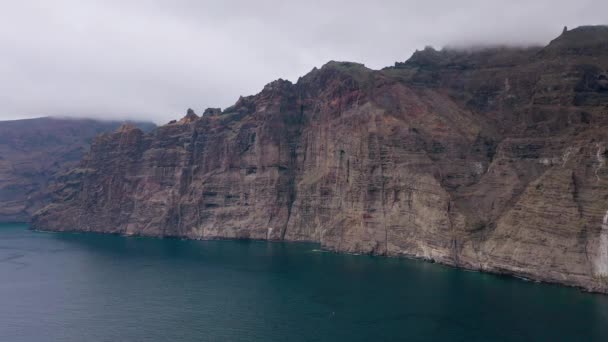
[33,26,608,292]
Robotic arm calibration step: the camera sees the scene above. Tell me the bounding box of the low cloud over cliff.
[1,0,606,123]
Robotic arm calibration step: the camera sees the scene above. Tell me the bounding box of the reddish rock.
[32,26,608,292]
[0,117,155,222]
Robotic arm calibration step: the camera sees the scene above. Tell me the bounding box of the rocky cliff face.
[0,117,155,222]
[33,26,608,292]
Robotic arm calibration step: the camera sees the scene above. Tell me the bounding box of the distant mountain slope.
[0,117,155,222]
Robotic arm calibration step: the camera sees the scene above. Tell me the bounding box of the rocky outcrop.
[32,26,608,292]
[0,117,155,222]
[203,108,222,116]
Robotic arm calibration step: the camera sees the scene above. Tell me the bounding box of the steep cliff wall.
[33,26,608,292]
[0,117,155,222]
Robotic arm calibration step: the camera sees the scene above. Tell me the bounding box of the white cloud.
[0,0,606,123]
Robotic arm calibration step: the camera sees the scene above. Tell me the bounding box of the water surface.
[1,223,607,341]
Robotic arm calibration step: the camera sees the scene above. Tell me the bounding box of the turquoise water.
[1,223,607,341]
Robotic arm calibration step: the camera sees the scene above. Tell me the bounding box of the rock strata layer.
[33,26,608,292]
[0,117,155,222]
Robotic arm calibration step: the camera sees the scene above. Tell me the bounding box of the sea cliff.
[33,26,608,292]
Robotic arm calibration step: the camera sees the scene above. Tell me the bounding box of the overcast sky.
[1,0,606,124]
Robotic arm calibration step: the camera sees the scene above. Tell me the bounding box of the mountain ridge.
[32,26,608,293]
[0,117,155,222]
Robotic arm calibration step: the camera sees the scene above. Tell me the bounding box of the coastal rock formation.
[33,26,608,292]
[203,108,222,116]
[0,117,155,222]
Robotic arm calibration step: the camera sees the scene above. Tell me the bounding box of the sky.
[1,0,606,124]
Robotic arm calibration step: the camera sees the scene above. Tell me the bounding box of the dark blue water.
[1,223,607,341]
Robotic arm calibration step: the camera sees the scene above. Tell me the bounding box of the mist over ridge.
[1,1,606,123]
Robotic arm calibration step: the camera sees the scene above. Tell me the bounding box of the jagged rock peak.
[222,95,256,115]
[116,123,138,133]
[390,44,541,71]
[543,25,608,55]
[262,79,293,92]
[300,61,369,79]
[317,61,370,76]
[186,108,198,118]
[392,25,608,69]
[398,46,445,68]
[178,108,199,124]
[557,25,608,41]
[203,107,222,116]
[298,60,371,86]
[321,60,367,70]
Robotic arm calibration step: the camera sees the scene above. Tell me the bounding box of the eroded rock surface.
[0,117,155,222]
[33,26,608,292]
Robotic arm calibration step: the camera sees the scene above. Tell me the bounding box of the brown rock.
[32,26,608,293]
[0,117,155,222]
[203,108,222,116]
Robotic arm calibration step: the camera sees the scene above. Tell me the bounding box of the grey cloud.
[0,0,606,123]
